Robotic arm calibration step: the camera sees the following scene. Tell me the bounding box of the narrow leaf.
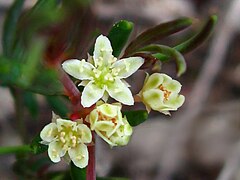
[46,96,69,118]
[108,20,134,57]
[2,0,24,57]
[23,91,39,118]
[174,15,218,54]
[123,110,148,126]
[70,162,86,180]
[139,45,186,76]
[124,17,192,55]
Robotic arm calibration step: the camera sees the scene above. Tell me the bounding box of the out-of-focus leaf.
[152,15,218,62]
[97,177,129,180]
[124,17,192,55]
[70,162,86,180]
[28,68,64,95]
[132,53,159,70]
[108,20,134,57]
[23,91,39,118]
[17,39,45,88]
[174,15,218,54]
[2,0,24,57]
[139,45,186,76]
[30,134,48,154]
[46,96,69,117]
[123,110,148,126]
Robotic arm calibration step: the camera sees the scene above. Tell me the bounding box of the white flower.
[40,113,92,168]
[88,103,133,146]
[62,35,144,107]
[138,73,185,115]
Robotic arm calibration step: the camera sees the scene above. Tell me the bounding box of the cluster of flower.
[40,35,185,168]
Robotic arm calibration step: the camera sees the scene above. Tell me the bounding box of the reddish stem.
[87,133,96,180]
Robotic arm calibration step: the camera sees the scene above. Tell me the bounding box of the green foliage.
[2,0,24,57]
[46,96,69,117]
[139,44,186,76]
[70,162,86,180]
[30,134,48,155]
[124,17,192,55]
[123,110,148,126]
[23,91,39,117]
[107,20,134,57]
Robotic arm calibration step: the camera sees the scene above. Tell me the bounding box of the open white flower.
[88,103,133,146]
[138,73,185,115]
[40,113,92,168]
[62,35,144,107]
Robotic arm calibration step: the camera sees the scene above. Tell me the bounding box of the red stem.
[87,133,96,180]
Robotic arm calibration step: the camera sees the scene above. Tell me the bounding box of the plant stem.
[0,145,32,155]
[87,133,96,180]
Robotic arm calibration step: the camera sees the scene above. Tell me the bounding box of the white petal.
[40,123,58,142]
[142,89,165,111]
[93,35,113,66]
[76,124,92,143]
[112,57,144,78]
[164,94,185,110]
[68,144,89,168]
[106,79,134,105]
[95,129,117,147]
[56,119,76,130]
[62,59,94,80]
[48,141,66,163]
[81,81,105,107]
[142,73,164,90]
[164,79,182,93]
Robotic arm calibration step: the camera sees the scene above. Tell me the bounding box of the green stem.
[0,145,32,155]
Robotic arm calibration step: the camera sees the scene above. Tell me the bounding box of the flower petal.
[95,129,117,147]
[106,79,134,105]
[81,81,105,107]
[93,35,113,66]
[76,124,92,143]
[40,123,58,142]
[112,57,144,78]
[142,89,165,111]
[62,59,94,80]
[164,79,182,93]
[68,144,89,168]
[48,141,66,163]
[142,73,164,90]
[164,94,185,110]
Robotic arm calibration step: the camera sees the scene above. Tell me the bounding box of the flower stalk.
[87,133,96,180]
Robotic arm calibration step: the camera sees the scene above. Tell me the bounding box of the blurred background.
[0,0,240,180]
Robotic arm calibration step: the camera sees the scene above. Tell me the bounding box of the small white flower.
[138,73,185,115]
[88,103,133,146]
[62,35,144,107]
[40,113,92,168]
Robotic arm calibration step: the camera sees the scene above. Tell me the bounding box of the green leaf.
[107,20,134,57]
[17,39,45,88]
[174,15,218,54]
[30,134,48,154]
[23,91,39,118]
[124,17,192,55]
[123,110,148,126]
[46,96,69,117]
[2,0,24,57]
[140,45,186,77]
[70,162,86,180]
[152,15,218,62]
